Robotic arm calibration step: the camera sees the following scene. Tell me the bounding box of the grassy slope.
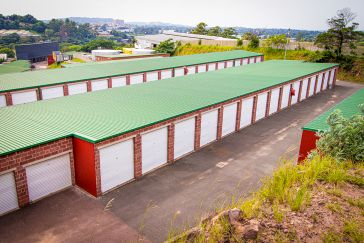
[169,156,364,242]
[174,45,364,84]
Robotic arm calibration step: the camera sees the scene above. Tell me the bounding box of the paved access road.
[0,81,362,243]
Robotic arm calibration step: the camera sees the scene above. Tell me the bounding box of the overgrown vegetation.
[316,105,364,163]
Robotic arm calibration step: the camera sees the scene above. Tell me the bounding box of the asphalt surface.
[0,81,362,243]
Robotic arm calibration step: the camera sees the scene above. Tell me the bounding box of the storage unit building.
[298,88,364,163]
[0,60,338,215]
[0,50,263,108]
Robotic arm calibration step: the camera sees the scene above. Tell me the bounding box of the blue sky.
[2,0,363,30]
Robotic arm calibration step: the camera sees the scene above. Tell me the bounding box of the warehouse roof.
[303,88,364,132]
[0,60,337,156]
[0,50,261,93]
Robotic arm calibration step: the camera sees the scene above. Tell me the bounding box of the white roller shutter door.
[0,94,7,107]
[198,64,207,73]
[222,103,237,137]
[26,154,72,202]
[112,76,126,87]
[226,61,234,68]
[242,58,249,65]
[281,85,291,109]
[99,139,134,193]
[208,63,216,71]
[41,86,64,100]
[269,88,280,115]
[12,90,37,105]
[174,118,195,159]
[240,97,254,128]
[161,70,172,79]
[256,93,268,121]
[91,79,108,91]
[249,57,255,63]
[142,127,168,174]
[130,74,144,85]
[316,73,323,93]
[255,57,262,63]
[217,62,225,70]
[200,109,218,146]
[328,69,335,88]
[291,81,300,105]
[68,82,87,96]
[234,59,242,66]
[174,68,184,77]
[301,78,309,100]
[0,172,18,216]
[146,72,158,82]
[308,76,316,97]
[187,66,196,75]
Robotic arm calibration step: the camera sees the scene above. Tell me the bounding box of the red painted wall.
[298,130,319,163]
[73,137,97,196]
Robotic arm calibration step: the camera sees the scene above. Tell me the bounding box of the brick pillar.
[143,73,147,83]
[306,78,311,99]
[217,107,224,139]
[215,62,218,70]
[247,58,250,64]
[134,134,142,178]
[94,148,102,197]
[313,75,318,94]
[5,92,13,106]
[37,88,42,101]
[320,73,325,91]
[254,57,257,63]
[206,64,209,72]
[87,81,92,92]
[298,80,303,102]
[224,61,227,68]
[14,167,29,207]
[326,70,331,90]
[288,83,293,107]
[235,101,242,131]
[126,75,131,85]
[172,68,175,77]
[194,114,201,150]
[107,78,112,88]
[240,58,243,65]
[251,96,258,123]
[195,65,199,73]
[261,56,264,62]
[167,124,175,163]
[265,91,272,117]
[277,87,283,111]
[158,71,162,80]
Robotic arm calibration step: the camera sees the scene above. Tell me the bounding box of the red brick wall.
[0,138,74,206]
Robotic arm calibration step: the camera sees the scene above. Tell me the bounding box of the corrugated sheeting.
[0,50,261,92]
[0,60,337,156]
[303,88,364,132]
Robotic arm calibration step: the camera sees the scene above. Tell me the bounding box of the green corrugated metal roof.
[303,88,364,132]
[0,60,337,156]
[0,60,30,75]
[0,50,261,92]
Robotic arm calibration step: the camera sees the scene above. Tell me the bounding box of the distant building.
[0,29,40,38]
[15,42,59,63]
[135,30,238,49]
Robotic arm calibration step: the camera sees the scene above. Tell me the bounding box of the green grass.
[343,220,364,243]
[326,202,343,214]
[326,188,343,198]
[347,198,364,210]
[322,230,342,243]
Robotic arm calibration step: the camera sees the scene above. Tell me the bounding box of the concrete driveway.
[0,81,362,243]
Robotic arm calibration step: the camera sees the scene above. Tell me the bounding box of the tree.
[191,22,208,35]
[0,47,15,58]
[296,32,303,41]
[242,32,260,48]
[221,27,237,38]
[154,39,175,55]
[265,34,288,49]
[207,26,222,37]
[315,8,360,58]
[80,39,116,52]
[0,33,20,45]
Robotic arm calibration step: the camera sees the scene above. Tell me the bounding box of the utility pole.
[284,28,291,60]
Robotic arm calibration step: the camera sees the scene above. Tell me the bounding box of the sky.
[2,0,363,30]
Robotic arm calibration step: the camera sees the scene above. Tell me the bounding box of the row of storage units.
[0,61,338,216]
[0,55,263,108]
[298,87,364,163]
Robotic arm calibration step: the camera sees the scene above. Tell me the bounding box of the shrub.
[316,105,364,163]
[0,47,15,58]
